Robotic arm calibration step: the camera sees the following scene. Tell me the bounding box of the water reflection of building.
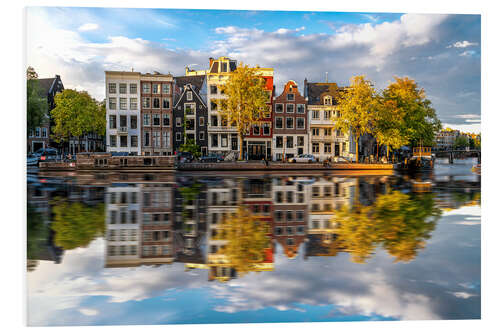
[272,177,308,258]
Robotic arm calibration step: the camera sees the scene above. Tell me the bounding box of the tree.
[453,136,468,149]
[27,67,48,133]
[334,76,379,163]
[179,116,201,158]
[213,64,269,160]
[382,77,441,147]
[50,199,105,250]
[27,204,49,260]
[213,206,270,276]
[373,98,407,160]
[51,89,106,152]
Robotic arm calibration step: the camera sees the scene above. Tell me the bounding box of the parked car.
[200,153,224,163]
[176,151,194,163]
[28,148,58,166]
[288,154,317,163]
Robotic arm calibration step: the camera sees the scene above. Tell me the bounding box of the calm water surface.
[26,158,481,326]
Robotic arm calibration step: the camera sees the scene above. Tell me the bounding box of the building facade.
[272,80,308,161]
[140,72,175,156]
[304,80,353,162]
[172,75,208,155]
[105,71,142,155]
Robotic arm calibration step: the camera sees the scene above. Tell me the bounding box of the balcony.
[118,127,128,134]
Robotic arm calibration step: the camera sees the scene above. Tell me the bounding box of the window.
[131,135,138,147]
[119,83,127,94]
[109,97,116,110]
[325,128,332,136]
[287,93,294,101]
[130,83,137,94]
[120,98,127,110]
[109,135,117,147]
[286,117,294,129]
[142,97,151,108]
[163,114,170,126]
[153,114,160,126]
[176,132,182,141]
[312,110,319,119]
[297,117,305,129]
[263,123,270,135]
[276,136,283,148]
[275,117,283,129]
[153,98,160,109]
[142,83,150,93]
[199,132,205,141]
[130,98,137,110]
[35,127,40,137]
[130,115,137,129]
[312,128,319,136]
[185,104,194,115]
[336,129,342,137]
[253,125,260,135]
[144,131,150,146]
[42,128,47,137]
[324,143,331,153]
[162,84,170,94]
[120,115,127,127]
[120,135,127,147]
[162,131,170,147]
[222,62,228,72]
[275,227,283,235]
[286,210,293,221]
[143,114,150,126]
[211,115,218,127]
[210,85,217,94]
[221,134,228,147]
[297,136,304,146]
[108,83,116,94]
[185,119,194,131]
[296,210,304,221]
[276,192,283,203]
[297,104,305,113]
[162,98,170,109]
[312,186,320,197]
[286,227,294,235]
[109,115,116,129]
[153,131,160,147]
[324,96,332,105]
[312,143,319,153]
[199,116,205,126]
[152,84,160,94]
[176,117,182,127]
[286,104,294,113]
[286,191,294,203]
[187,91,192,101]
[324,186,332,197]
[286,136,293,148]
[275,103,284,113]
[211,134,218,147]
[324,110,331,120]
[275,210,283,221]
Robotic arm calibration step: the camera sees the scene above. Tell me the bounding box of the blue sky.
[26,7,480,133]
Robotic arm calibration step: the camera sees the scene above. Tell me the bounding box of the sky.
[26,7,481,133]
[27,204,480,326]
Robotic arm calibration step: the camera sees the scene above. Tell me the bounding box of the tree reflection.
[51,198,106,250]
[27,204,49,263]
[213,206,270,276]
[334,190,441,263]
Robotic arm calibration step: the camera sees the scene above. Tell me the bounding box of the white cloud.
[79,308,99,316]
[449,292,478,299]
[459,50,476,57]
[78,23,99,32]
[448,41,478,48]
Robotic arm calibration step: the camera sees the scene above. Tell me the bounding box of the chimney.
[209,57,214,68]
[303,78,308,98]
[325,72,328,83]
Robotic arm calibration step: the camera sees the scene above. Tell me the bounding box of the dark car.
[28,148,58,166]
[176,151,194,163]
[200,153,224,163]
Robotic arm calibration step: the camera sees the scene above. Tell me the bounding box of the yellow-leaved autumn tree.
[213,64,270,160]
[334,76,379,163]
[213,206,270,276]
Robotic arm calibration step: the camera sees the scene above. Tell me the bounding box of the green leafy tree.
[179,116,201,158]
[50,199,105,250]
[334,76,379,163]
[27,67,48,133]
[51,89,106,152]
[213,206,270,276]
[374,98,407,159]
[383,77,441,147]
[453,136,469,149]
[213,64,270,160]
[27,204,49,260]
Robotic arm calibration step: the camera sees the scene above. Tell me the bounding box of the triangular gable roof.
[173,83,207,108]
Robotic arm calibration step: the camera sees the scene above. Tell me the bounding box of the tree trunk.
[387,145,389,159]
[376,141,379,161]
[355,136,359,163]
[238,133,243,161]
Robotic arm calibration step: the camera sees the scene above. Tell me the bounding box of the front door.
[335,143,340,156]
[298,147,303,155]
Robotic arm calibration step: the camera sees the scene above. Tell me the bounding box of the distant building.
[27,75,64,153]
[272,80,308,161]
[435,129,460,150]
[304,80,354,161]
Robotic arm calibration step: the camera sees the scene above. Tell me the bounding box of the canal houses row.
[105,56,356,161]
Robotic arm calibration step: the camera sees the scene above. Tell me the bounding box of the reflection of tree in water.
[334,190,441,263]
[213,206,270,276]
[178,182,202,223]
[50,198,105,250]
[27,204,49,271]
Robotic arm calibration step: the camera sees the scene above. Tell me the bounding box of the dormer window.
[187,91,192,101]
[287,93,294,101]
[221,63,228,72]
[324,96,332,105]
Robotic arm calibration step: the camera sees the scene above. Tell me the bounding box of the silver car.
[288,154,317,163]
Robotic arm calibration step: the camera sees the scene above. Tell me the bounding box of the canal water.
[26,158,481,326]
